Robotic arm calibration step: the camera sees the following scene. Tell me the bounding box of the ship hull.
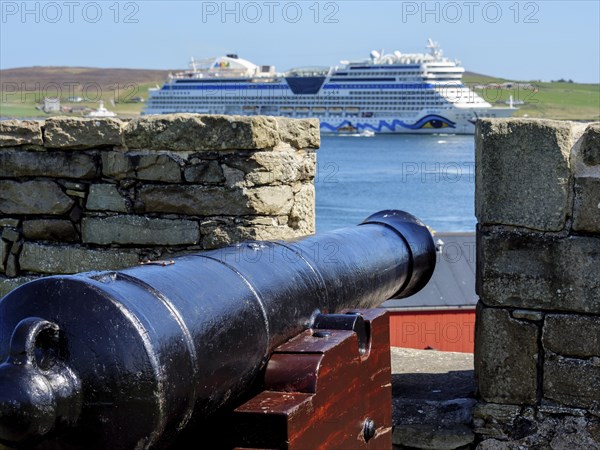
[143,107,515,135]
[318,107,515,135]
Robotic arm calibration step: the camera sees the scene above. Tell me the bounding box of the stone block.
[475,119,573,231]
[200,222,298,249]
[1,228,19,242]
[86,184,128,212]
[472,402,521,425]
[137,185,251,215]
[472,402,523,441]
[101,151,182,181]
[224,149,304,186]
[19,242,139,274]
[475,305,539,404]
[246,185,294,215]
[124,114,280,151]
[477,228,600,313]
[65,189,86,198]
[392,424,474,449]
[299,150,317,180]
[580,122,600,166]
[544,353,600,409]
[183,160,224,183]
[10,240,22,255]
[0,275,40,298]
[22,219,79,242]
[221,165,246,188]
[0,149,98,179]
[0,120,43,146]
[0,180,74,215]
[101,151,130,178]
[82,216,199,245]
[289,183,315,233]
[43,117,124,148]
[5,254,17,277]
[0,239,7,272]
[0,219,19,228]
[276,117,320,149]
[511,310,544,321]
[543,314,600,358]
[572,176,600,233]
[477,414,600,449]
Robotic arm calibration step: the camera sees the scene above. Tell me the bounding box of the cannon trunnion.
[0,210,436,449]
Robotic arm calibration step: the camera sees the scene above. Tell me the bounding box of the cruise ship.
[143,39,515,134]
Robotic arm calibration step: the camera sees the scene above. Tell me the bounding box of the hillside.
[0,66,173,86]
[462,73,600,121]
[0,66,173,117]
[0,66,598,121]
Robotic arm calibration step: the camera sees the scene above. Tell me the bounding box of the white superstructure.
[143,40,515,134]
[86,101,117,118]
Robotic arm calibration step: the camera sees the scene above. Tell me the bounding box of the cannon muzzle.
[0,210,435,449]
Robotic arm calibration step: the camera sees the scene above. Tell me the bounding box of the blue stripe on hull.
[162,82,459,91]
[321,115,456,133]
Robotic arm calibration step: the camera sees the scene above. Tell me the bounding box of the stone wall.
[0,115,319,297]
[474,119,600,448]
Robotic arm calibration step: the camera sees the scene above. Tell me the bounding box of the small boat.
[337,124,358,133]
[86,101,116,118]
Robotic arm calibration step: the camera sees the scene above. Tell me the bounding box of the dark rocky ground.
[390,347,476,449]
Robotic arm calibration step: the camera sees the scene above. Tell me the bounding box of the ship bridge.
[284,66,330,94]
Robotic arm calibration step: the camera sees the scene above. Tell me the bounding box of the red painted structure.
[389,309,476,353]
[383,233,478,354]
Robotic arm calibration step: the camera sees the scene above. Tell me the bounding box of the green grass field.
[0,81,158,119]
[463,74,600,121]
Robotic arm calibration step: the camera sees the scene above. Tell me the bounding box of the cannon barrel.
[0,210,435,449]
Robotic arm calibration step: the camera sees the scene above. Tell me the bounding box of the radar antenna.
[426,38,443,59]
[189,57,197,72]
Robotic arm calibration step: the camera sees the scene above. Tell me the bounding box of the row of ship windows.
[349,93,440,97]
[155,95,448,101]
[342,72,422,76]
[349,90,470,95]
[349,95,443,100]
[151,97,446,102]
[151,102,449,110]
[159,88,456,97]
[150,97,449,103]
[149,100,448,106]
[157,106,436,113]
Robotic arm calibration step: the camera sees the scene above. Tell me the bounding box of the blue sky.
[1,1,599,83]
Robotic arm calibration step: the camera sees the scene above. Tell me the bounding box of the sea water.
[315,134,476,233]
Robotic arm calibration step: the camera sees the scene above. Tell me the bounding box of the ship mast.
[426,38,443,60]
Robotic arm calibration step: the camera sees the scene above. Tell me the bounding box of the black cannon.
[0,210,435,449]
